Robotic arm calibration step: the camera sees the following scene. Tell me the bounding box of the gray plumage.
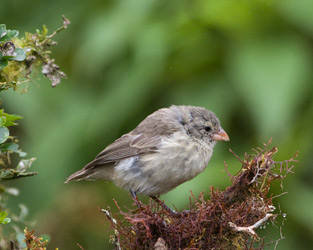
[65,105,229,196]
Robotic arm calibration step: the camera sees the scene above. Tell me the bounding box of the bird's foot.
[150,196,189,217]
[130,190,141,208]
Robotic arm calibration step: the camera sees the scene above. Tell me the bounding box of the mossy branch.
[103,139,297,249]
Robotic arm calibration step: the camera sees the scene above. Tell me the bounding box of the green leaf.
[0,157,36,181]
[0,165,37,181]
[0,24,7,39]
[1,110,22,126]
[2,217,11,224]
[0,142,18,151]
[2,55,14,61]
[0,29,19,42]
[0,126,9,144]
[12,48,26,61]
[16,157,36,172]
[0,59,8,69]
[0,211,7,221]
[0,211,11,224]
[0,117,6,126]
[0,143,27,157]
[0,169,13,180]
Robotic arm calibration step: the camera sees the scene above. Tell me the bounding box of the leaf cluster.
[0,17,70,249]
[0,109,36,181]
[0,25,26,70]
[0,16,69,91]
[0,210,11,224]
[0,108,37,248]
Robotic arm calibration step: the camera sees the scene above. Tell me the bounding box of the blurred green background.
[1,0,313,249]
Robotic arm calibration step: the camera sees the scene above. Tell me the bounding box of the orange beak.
[211,128,230,141]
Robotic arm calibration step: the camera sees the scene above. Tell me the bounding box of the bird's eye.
[204,126,212,132]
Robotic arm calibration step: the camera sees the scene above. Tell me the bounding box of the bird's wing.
[83,134,161,169]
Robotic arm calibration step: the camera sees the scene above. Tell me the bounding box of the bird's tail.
[65,163,113,183]
[64,168,91,183]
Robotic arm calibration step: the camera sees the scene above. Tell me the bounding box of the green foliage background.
[1,0,312,249]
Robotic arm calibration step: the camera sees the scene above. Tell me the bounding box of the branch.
[101,208,121,250]
[228,213,274,239]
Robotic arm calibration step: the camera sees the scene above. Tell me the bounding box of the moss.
[104,140,297,249]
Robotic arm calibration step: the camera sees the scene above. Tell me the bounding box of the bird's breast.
[139,132,213,193]
[112,131,214,196]
[152,132,213,179]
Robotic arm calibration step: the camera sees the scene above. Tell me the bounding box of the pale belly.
[112,133,214,196]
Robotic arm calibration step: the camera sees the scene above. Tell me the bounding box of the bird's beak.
[211,128,230,141]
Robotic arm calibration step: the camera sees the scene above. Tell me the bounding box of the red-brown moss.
[104,140,297,249]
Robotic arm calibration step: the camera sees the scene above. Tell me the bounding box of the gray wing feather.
[84,134,161,169]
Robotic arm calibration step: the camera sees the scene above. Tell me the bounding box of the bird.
[65,105,229,204]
